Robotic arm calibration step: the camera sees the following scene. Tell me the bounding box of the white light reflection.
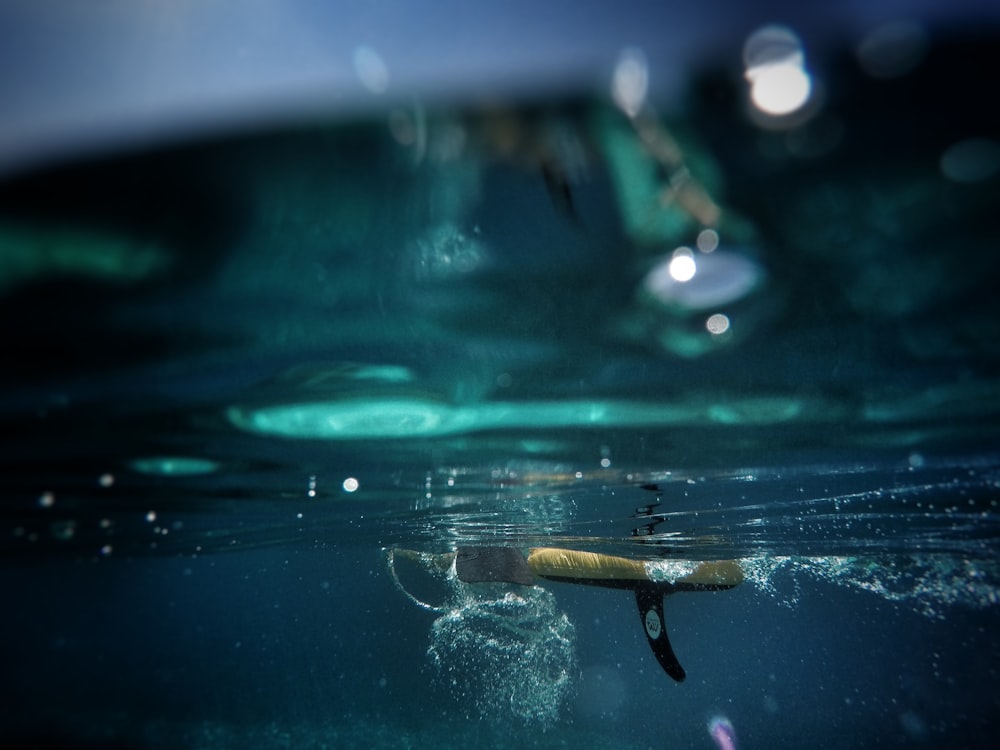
[353,45,389,94]
[751,66,811,116]
[706,313,730,335]
[342,477,360,492]
[696,228,719,253]
[643,249,761,310]
[611,48,648,118]
[668,247,696,282]
[744,25,812,117]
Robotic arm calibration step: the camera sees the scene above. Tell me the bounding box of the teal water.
[2,23,1000,749]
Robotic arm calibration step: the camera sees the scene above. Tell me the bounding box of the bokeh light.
[706,313,730,335]
[744,25,812,117]
[668,247,697,282]
[643,249,762,310]
[353,45,389,94]
[697,228,719,253]
[612,48,649,118]
[940,137,1000,183]
[856,21,927,79]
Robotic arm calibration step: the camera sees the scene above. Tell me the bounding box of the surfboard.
[454,545,743,682]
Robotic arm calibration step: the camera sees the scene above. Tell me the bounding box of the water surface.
[2,18,999,749]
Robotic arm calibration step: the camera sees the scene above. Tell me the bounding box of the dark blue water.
[2,16,1000,749]
[3,465,999,748]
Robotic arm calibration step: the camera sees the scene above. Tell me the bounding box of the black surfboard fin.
[634,583,686,682]
[455,546,535,585]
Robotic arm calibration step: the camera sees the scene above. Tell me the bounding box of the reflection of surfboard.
[455,546,743,682]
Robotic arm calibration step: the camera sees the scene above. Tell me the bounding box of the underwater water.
[2,14,1000,750]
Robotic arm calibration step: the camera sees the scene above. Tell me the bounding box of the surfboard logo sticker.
[644,608,662,639]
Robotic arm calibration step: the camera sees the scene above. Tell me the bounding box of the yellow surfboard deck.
[526,547,744,588]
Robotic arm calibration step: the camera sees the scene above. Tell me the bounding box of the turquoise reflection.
[130,456,220,476]
[227,394,822,440]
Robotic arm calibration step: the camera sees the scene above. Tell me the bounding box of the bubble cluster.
[739,554,1000,619]
[427,587,576,724]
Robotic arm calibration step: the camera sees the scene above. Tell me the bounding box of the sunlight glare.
[669,247,697,282]
[744,25,812,116]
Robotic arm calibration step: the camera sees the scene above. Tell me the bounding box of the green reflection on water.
[130,456,220,476]
[0,223,168,292]
[226,394,826,440]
